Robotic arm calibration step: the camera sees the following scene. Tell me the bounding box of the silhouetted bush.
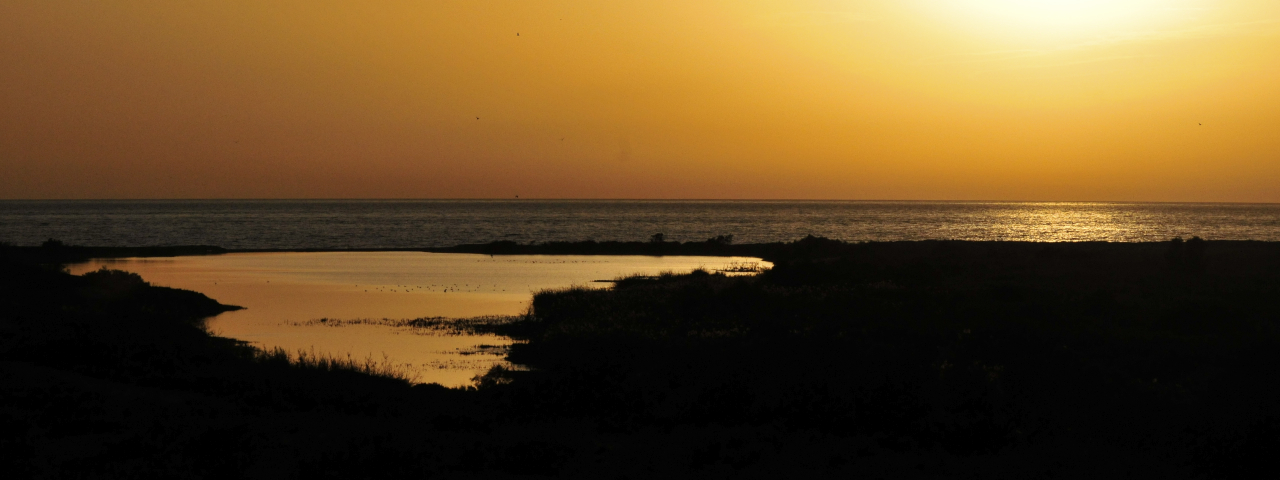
[706,234,734,245]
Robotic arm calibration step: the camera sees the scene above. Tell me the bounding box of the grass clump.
[254,347,418,384]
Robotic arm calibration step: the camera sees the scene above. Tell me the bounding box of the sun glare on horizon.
[916,0,1204,41]
[2,1,1279,201]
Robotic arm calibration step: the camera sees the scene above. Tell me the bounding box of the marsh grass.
[472,238,1280,473]
[717,260,766,274]
[286,314,528,336]
[253,347,419,383]
[9,237,1280,477]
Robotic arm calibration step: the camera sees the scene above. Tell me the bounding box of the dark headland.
[3,237,1280,478]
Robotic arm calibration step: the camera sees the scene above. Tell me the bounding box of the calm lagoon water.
[67,252,768,387]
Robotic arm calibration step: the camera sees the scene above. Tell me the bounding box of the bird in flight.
[476,117,480,120]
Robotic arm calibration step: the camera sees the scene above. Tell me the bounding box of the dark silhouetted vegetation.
[478,238,1280,477]
[4,237,1280,477]
[3,240,228,264]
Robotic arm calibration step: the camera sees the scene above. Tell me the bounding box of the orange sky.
[2,1,1278,201]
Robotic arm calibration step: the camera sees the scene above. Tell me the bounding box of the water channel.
[68,252,769,386]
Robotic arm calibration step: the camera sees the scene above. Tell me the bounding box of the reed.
[252,346,417,383]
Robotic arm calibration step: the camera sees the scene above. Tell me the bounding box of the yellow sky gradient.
[2,1,1278,201]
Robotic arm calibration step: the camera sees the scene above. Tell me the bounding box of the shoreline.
[7,237,1275,266]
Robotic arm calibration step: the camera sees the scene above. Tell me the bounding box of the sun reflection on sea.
[925,202,1219,242]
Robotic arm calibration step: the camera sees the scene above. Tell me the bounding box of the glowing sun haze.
[927,0,1188,35]
[2,0,1278,201]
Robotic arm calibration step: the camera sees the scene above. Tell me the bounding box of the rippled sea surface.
[3,200,1280,247]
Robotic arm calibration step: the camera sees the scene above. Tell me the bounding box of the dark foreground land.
[3,238,1280,478]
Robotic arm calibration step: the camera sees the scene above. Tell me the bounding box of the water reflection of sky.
[8,200,1279,248]
[67,252,769,387]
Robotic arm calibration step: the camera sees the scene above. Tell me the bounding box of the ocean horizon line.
[3,198,1279,206]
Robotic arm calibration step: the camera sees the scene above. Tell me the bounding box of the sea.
[2,200,1280,248]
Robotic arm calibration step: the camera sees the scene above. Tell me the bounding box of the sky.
[2,1,1279,201]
